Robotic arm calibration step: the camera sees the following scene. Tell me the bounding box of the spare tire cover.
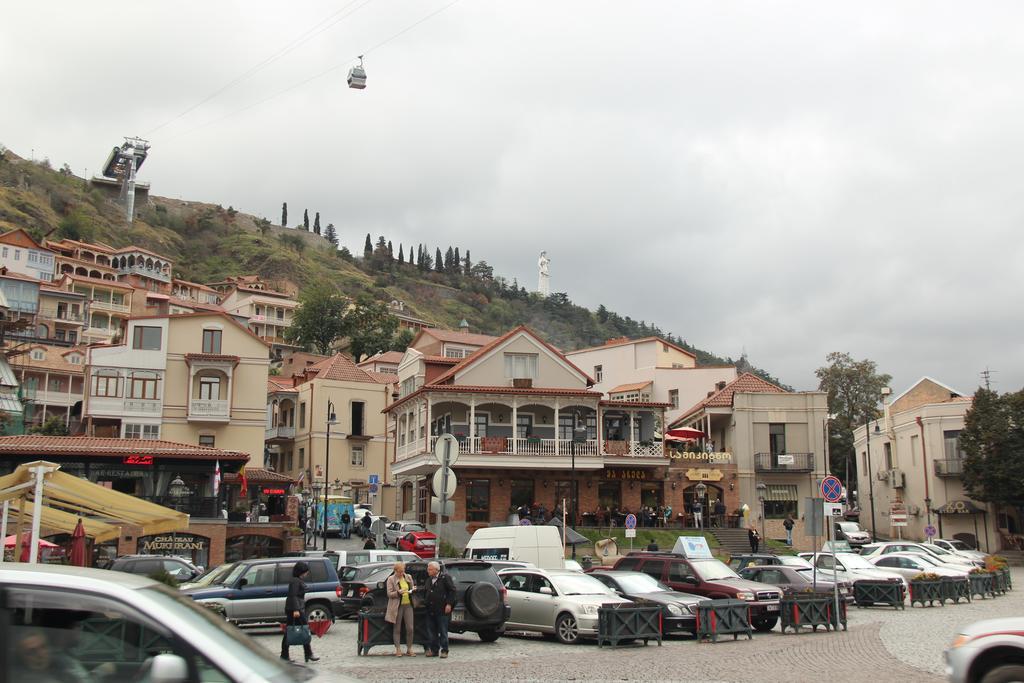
[465,582,501,619]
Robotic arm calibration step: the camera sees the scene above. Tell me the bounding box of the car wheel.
[477,628,501,643]
[306,602,332,622]
[752,617,777,632]
[981,665,1024,683]
[555,613,581,644]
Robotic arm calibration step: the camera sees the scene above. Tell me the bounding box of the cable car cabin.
[347,65,367,90]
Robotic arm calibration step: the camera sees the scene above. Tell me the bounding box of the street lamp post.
[695,482,707,530]
[323,401,337,552]
[169,475,191,550]
[865,415,878,543]
[756,482,767,539]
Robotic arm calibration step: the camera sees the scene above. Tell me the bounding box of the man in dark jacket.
[361,511,373,537]
[281,562,318,663]
[421,561,456,658]
[340,510,352,539]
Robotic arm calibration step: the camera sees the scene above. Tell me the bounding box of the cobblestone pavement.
[258,543,1021,681]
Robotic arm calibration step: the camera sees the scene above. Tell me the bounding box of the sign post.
[624,513,637,552]
[433,434,459,554]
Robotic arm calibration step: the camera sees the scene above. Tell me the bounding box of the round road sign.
[433,434,460,467]
[624,513,637,529]
[820,476,843,503]
[925,524,937,538]
[519,518,532,526]
[431,467,457,498]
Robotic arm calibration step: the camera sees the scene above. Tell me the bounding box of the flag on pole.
[239,465,248,496]
[213,460,221,496]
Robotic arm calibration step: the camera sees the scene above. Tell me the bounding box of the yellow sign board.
[685,468,724,482]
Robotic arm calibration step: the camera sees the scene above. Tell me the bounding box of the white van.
[463,526,566,569]
[334,549,419,570]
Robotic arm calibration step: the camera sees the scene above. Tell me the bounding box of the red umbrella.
[70,518,87,567]
[4,535,58,549]
[665,428,706,441]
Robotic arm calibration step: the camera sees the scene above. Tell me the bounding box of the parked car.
[945,617,1024,683]
[106,555,203,584]
[776,555,814,569]
[330,549,419,569]
[728,554,783,571]
[178,561,238,591]
[0,563,345,682]
[611,552,782,631]
[861,541,982,568]
[866,552,970,580]
[563,559,584,572]
[397,530,438,558]
[799,552,908,590]
[588,570,702,634]
[338,562,396,617]
[383,520,429,546]
[354,511,390,538]
[834,521,872,548]
[365,558,511,642]
[182,556,342,625]
[932,538,989,563]
[499,567,631,643]
[486,560,537,572]
[737,565,853,603]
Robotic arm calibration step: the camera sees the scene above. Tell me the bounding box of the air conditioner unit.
[876,470,889,481]
[890,470,906,489]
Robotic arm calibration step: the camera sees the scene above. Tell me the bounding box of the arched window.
[194,370,227,400]
[91,369,120,397]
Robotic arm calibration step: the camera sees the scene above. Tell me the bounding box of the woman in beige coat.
[384,561,416,656]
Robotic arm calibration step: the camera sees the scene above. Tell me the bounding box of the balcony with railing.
[395,434,669,464]
[120,263,171,283]
[754,452,815,473]
[265,425,296,440]
[89,299,130,313]
[38,307,85,324]
[189,399,230,421]
[123,398,162,415]
[934,458,964,477]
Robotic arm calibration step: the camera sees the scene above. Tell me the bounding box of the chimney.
[716,381,727,391]
[459,319,470,333]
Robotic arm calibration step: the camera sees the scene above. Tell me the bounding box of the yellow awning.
[0,461,189,539]
[6,499,121,542]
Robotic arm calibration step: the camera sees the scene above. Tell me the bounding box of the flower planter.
[909,580,944,607]
[853,580,905,610]
[992,568,1010,595]
[596,605,663,648]
[695,599,753,642]
[780,595,842,634]
[940,577,971,604]
[968,573,995,599]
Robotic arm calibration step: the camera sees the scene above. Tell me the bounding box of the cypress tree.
[453,247,461,274]
[397,244,404,263]
[303,209,310,231]
[281,202,287,227]
[387,240,394,258]
[313,212,321,235]
[464,250,472,275]
[364,234,373,259]
[435,248,444,273]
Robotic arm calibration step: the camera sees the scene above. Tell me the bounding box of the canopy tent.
[0,460,189,562]
[546,516,589,546]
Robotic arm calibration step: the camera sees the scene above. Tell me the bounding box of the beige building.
[670,373,829,551]
[84,312,269,460]
[267,354,393,512]
[215,276,298,359]
[566,336,738,425]
[853,378,1004,553]
[10,343,86,432]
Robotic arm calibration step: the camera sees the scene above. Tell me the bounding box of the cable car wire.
[145,0,377,136]
[160,0,462,143]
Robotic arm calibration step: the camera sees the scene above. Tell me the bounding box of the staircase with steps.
[997,550,1024,567]
[711,528,762,556]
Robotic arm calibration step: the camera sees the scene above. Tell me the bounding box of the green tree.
[313,212,321,235]
[453,247,461,274]
[345,297,400,362]
[323,222,338,246]
[364,234,373,259]
[284,284,347,354]
[390,327,415,353]
[397,244,404,263]
[960,388,1024,511]
[28,415,69,436]
[281,202,287,227]
[815,352,892,487]
[434,248,443,273]
[303,209,310,231]
[256,217,271,237]
[463,249,472,275]
[387,240,393,259]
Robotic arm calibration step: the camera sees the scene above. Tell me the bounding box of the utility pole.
[865,415,877,542]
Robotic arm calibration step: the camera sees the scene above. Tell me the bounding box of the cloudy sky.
[4,2,1022,393]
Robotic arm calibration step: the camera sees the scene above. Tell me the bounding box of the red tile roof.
[357,351,405,366]
[8,344,86,374]
[609,381,653,393]
[303,354,380,384]
[364,371,399,385]
[600,400,671,408]
[60,273,134,290]
[415,328,498,347]
[0,228,49,251]
[569,336,697,360]
[671,372,788,426]
[422,355,460,365]
[223,467,295,484]
[268,376,297,392]
[0,436,248,460]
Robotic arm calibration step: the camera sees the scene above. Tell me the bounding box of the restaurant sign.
[605,469,651,481]
[140,533,209,553]
[123,455,154,466]
[685,468,724,482]
[669,451,732,464]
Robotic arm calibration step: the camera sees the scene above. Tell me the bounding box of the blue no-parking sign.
[820,476,843,503]
[624,514,637,529]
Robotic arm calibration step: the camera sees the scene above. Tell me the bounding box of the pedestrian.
[280,562,319,663]
[646,540,659,551]
[748,527,760,553]
[714,498,727,528]
[422,560,456,658]
[385,562,417,657]
[341,510,351,540]
[361,510,372,537]
[693,500,703,529]
[304,515,314,547]
[783,514,795,546]
[664,504,673,528]
[518,504,529,521]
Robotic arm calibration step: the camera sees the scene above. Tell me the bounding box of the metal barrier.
[994,568,1011,594]
[940,578,971,604]
[356,608,432,656]
[909,580,944,608]
[596,605,663,648]
[969,573,995,600]
[780,595,846,634]
[695,599,752,642]
[853,581,905,610]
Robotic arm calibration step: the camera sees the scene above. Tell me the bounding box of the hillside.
[0,145,786,387]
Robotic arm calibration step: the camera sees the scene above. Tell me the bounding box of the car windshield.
[907,554,942,567]
[550,573,614,595]
[778,556,812,568]
[182,562,236,589]
[947,540,970,551]
[140,585,291,680]
[835,553,875,570]
[921,544,953,556]
[342,564,389,581]
[691,559,740,581]
[838,523,860,532]
[404,523,426,532]
[611,573,669,593]
[220,563,249,586]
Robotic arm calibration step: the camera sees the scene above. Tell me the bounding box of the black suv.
[366,559,510,642]
[106,555,203,584]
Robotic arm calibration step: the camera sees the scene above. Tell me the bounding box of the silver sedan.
[867,552,969,580]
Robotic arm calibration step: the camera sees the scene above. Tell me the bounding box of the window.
[131,325,161,350]
[769,424,786,455]
[351,401,365,437]
[30,349,44,361]
[510,479,534,509]
[13,250,19,260]
[944,430,965,460]
[198,375,221,400]
[202,328,222,354]
[240,564,277,588]
[669,389,679,409]
[639,560,665,581]
[883,442,893,471]
[474,412,489,438]
[91,371,120,397]
[142,424,158,439]
[47,378,61,391]
[67,353,82,365]
[516,414,534,438]
[298,448,305,469]
[1,247,6,257]
[299,402,306,428]
[586,414,597,440]
[350,445,365,467]
[128,372,158,399]
[594,365,603,382]
[466,479,490,522]
[123,424,157,439]
[558,414,575,440]
[504,353,538,380]
[124,423,141,439]
[762,484,798,519]
[401,377,416,397]
[668,562,695,582]
[199,435,215,447]
[444,347,469,359]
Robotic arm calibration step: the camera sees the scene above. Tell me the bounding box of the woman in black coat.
[281,562,319,663]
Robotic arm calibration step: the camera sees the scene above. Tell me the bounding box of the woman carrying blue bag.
[281,562,319,663]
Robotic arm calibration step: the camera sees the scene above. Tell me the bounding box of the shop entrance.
[684,483,724,527]
[640,482,663,509]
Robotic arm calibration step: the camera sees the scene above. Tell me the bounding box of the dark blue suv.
[182,556,342,625]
